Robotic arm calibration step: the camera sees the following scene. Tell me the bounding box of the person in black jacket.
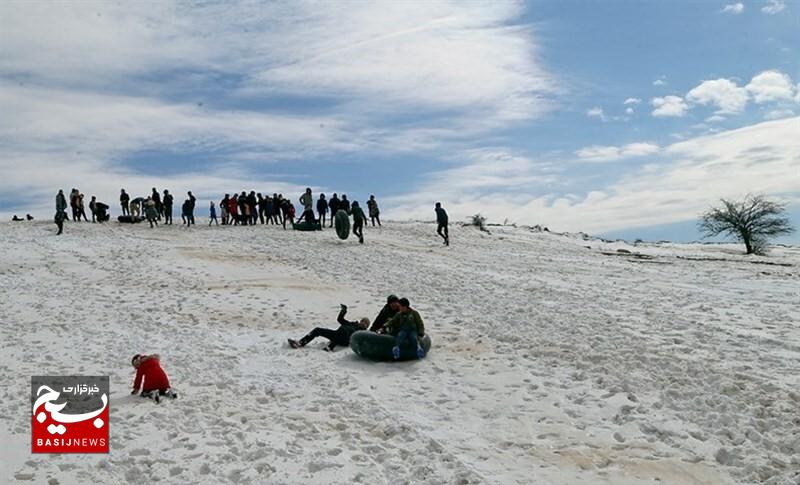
[316,193,328,228]
[339,194,351,213]
[186,191,196,225]
[328,193,340,227]
[120,189,130,216]
[369,294,401,333]
[288,304,369,351]
[151,188,162,219]
[162,189,174,225]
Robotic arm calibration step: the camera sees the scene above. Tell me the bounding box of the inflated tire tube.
[334,209,350,240]
[292,220,322,231]
[350,330,432,362]
[117,215,145,223]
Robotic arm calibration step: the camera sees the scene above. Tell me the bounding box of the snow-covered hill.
[1,220,798,484]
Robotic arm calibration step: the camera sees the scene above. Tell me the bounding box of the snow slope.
[1,220,798,484]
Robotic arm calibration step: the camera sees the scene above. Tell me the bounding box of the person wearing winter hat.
[130,354,177,403]
[369,295,400,333]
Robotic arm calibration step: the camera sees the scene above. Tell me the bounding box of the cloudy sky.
[1,1,798,242]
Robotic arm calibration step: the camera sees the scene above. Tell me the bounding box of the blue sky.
[1,1,798,243]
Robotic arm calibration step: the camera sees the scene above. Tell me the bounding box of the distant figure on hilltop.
[162,189,174,225]
[435,202,449,246]
[316,193,328,228]
[209,201,219,226]
[328,193,340,228]
[186,191,196,225]
[340,194,351,213]
[144,197,159,228]
[151,188,162,220]
[120,189,130,216]
[77,193,89,222]
[367,195,381,227]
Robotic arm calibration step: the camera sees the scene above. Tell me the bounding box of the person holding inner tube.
[383,297,426,360]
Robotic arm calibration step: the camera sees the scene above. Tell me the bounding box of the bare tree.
[698,194,795,255]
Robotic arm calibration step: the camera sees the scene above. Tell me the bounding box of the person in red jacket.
[131,354,177,402]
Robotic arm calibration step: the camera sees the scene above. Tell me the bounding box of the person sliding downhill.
[383,297,426,360]
[288,304,369,351]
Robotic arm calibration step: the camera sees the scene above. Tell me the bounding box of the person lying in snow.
[131,354,177,403]
[288,304,369,351]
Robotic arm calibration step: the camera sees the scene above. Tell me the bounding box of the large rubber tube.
[350,331,432,362]
[117,215,145,223]
[334,209,350,240]
[292,220,322,231]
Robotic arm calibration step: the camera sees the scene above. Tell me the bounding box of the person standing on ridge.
[77,193,89,222]
[186,191,196,225]
[328,193,340,228]
[151,188,162,220]
[316,193,328,228]
[340,194,351,213]
[120,189,130,216]
[367,195,381,227]
[435,202,449,246]
[89,195,97,222]
[162,189,174,225]
[209,201,219,225]
[55,190,67,235]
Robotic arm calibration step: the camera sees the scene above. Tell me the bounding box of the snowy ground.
[1,219,798,485]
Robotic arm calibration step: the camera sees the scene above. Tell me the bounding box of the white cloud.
[764,109,795,120]
[746,70,795,103]
[651,96,688,117]
[0,1,559,216]
[761,0,786,14]
[653,79,668,87]
[705,115,726,123]
[386,117,800,233]
[587,106,608,121]
[625,107,634,115]
[721,3,745,14]
[575,142,660,162]
[623,98,642,105]
[686,78,748,114]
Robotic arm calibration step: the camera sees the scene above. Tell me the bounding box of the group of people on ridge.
[288,295,426,360]
[53,186,450,246]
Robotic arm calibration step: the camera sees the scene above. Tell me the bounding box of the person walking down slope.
[328,193,340,228]
[367,195,381,227]
[316,193,328,228]
[435,202,449,246]
[120,189,130,216]
[288,304,370,351]
[209,201,219,225]
[350,201,367,244]
[162,190,174,225]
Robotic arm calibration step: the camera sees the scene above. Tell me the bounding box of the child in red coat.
[131,354,177,402]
